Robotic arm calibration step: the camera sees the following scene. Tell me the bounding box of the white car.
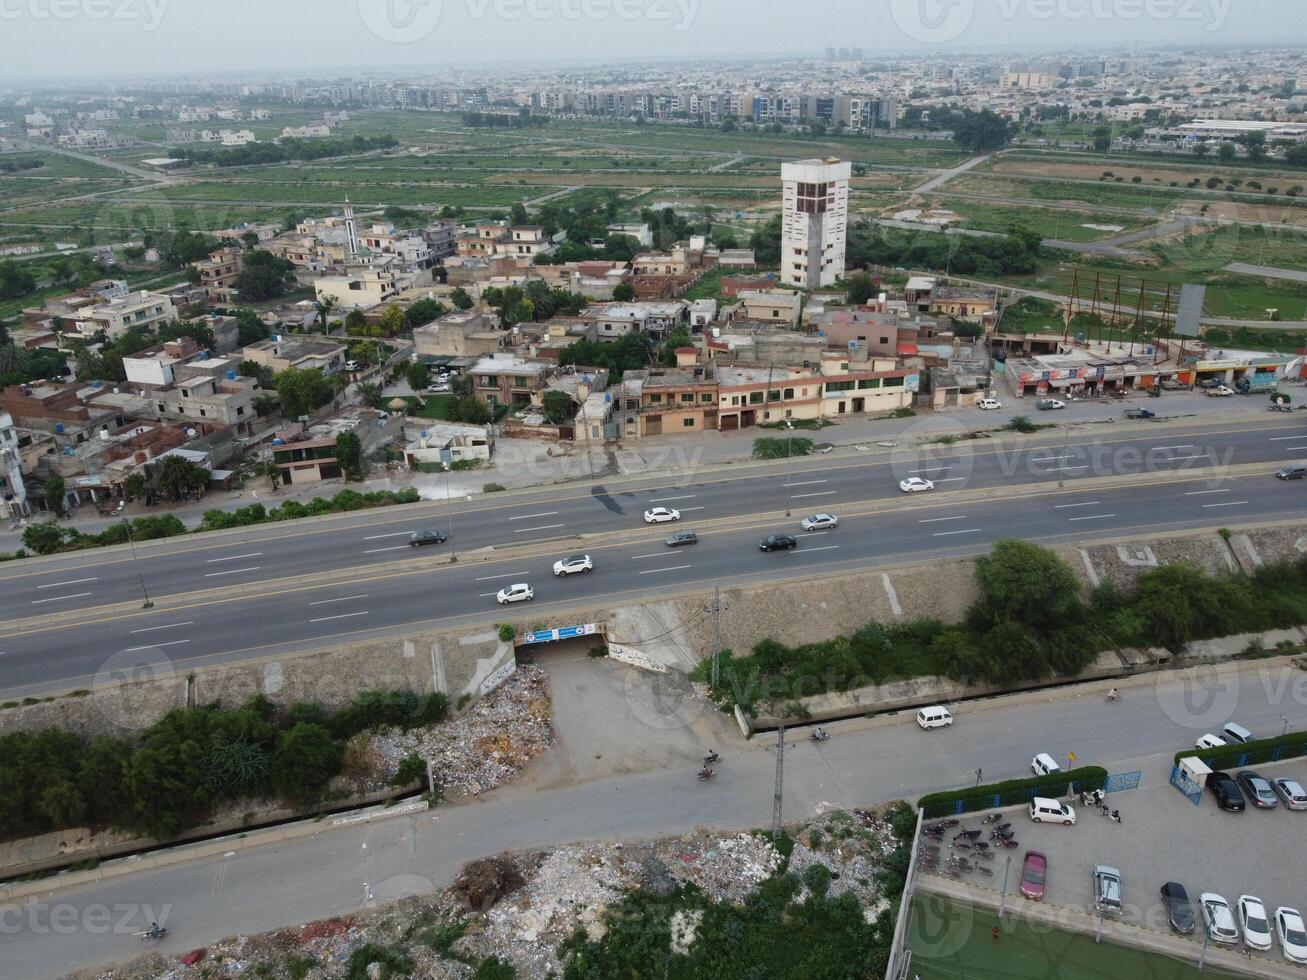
[1031,753,1062,777]
[426,383,450,393]
[977,398,1002,411]
[644,507,681,524]
[552,554,593,576]
[495,583,534,605]
[1196,733,1227,750]
[1239,895,1273,952]
[1208,385,1235,397]
[899,477,935,494]
[800,513,839,532]
[1276,907,1307,963]
[1202,894,1240,946]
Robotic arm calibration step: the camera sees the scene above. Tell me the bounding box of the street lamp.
[783,418,795,517]
[119,514,153,609]
[443,457,456,563]
[1282,714,1291,738]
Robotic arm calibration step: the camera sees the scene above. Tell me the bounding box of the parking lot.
[923,759,1307,971]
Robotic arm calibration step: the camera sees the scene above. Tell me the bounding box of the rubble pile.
[375,664,553,798]
[787,808,898,908]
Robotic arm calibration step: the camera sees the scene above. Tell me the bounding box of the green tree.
[450,287,475,311]
[406,362,431,392]
[345,309,368,334]
[660,328,692,366]
[356,381,384,409]
[335,431,364,481]
[235,250,294,302]
[0,260,38,300]
[253,394,279,418]
[971,539,1082,633]
[270,723,342,805]
[121,472,150,503]
[150,457,211,503]
[313,296,336,332]
[44,476,66,517]
[542,390,574,424]
[612,282,634,302]
[378,304,408,337]
[22,522,68,555]
[846,271,877,305]
[1217,141,1237,162]
[952,109,1016,153]
[274,367,334,419]
[406,298,445,328]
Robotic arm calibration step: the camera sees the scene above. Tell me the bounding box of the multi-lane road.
[0,417,1303,695]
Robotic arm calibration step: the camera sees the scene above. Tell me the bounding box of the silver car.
[800,513,839,532]
[1273,778,1307,810]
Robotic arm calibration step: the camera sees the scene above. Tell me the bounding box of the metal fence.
[883,807,925,980]
[1104,769,1142,794]
[1170,765,1203,806]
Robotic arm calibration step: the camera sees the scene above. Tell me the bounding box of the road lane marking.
[509,512,559,521]
[362,531,412,540]
[1270,436,1304,441]
[933,529,981,537]
[649,495,695,502]
[31,592,94,604]
[1166,454,1209,462]
[512,524,565,534]
[124,639,190,652]
[36,577,98,590]
[801,546,840,553]
[206,553,263,563]
[129,621,194,634]
[934,478,968,483]
[680,506,706,512]
[1068,514,1117,522]
[1152,444,1195,451]
[474,573,527,582]
[1203,501,1249,509]
[309,611,370,625]
[911,468,950,475]
[785,480,827,488]
[792,491,837,499]
[204,566,261,578]
[919,516,967,524]
[1186,489,1230,496]
[638,564,691,575]
[308,595,369,606]
[1054,502,1101,509]
[1054,465,1089,472]
[363,546,410,554]
[1282,446,1307,452]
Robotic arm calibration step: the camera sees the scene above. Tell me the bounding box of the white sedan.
[1276,907,1307,963]
[1239,895,1273,952]
[1196,733,1227,750]
[496,583,534,605]
[899,477,935,494]
[644,507,681,524]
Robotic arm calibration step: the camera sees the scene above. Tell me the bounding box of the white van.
[1029,797,1076,825]
[1221,722,1254,744]
[916,706,954,730]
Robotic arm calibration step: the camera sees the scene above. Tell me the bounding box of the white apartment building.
[1,411,29,522]
[780,158,851,290]
[72,291,177,341]
[314,270,416,310]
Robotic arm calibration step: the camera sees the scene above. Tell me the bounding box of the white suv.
[553,554,593,576]
[1202,894,1239,945]
[496,583,534,605]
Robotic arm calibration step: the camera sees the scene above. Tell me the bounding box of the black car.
[665,531,699,548]
[759,534,798,552]
[409,530,448,547]
[1161,882,1196,935]
[1207,771,1246,812]
[1278,465,1307,481]
[1235,770,1279,809]
[1125,408,1155,420]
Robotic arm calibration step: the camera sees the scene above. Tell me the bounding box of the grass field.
[907,895,1245,980]
[930,197,1149,242]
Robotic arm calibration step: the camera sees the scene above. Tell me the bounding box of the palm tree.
[357,382,384,410]
[314,297,336,333]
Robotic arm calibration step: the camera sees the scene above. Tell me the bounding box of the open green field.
[930,197,1150,242]
[907,895,1245,980]
[136,180,549,208]
[0,150,136,179]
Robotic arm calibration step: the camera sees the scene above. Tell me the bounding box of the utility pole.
[444,459,456,562]
[709,584,725,690]
[784,418,794,517]
[121,516,153,609]
[771,724,785,842]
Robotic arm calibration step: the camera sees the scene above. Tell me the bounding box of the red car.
[1020,850,1047,901]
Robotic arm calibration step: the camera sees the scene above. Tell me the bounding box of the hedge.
[1175,731,1307,770]
[917,766,1109,819]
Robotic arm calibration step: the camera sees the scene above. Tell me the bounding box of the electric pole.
[772,724,785,842]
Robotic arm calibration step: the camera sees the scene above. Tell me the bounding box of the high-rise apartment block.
[780,158,851,290]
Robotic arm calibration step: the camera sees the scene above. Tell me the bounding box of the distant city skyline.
[1,0,1306,84]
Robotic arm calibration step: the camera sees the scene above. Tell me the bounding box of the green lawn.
[908,895,1245,980]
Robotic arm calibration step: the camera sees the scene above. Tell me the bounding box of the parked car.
[1202,894,1240,945]
[1222,722,1255,743]
[1276,907,1307,964]
[1239,896,1274,951]
[409,530,448,547]
[495,583,534,605]
[759,534,798,552]
[1235,770,1279,809]
[426,383,451,393]
[977,398,1002,411]
[1207,771,1246,812]
[800,513,839,532]
[552,554,593,577]
[1125,408,1156,420]
[665,531,698,548]
[1028,797,1075,825]
[1277,465,1307,481]
[1207,385,1235,397]
[899,477,935,494]
[1020,851,1047,901]
[1031,753,1061,777]
[644,507,681,524]
[1036,399,1066,411]
[1272,777,1307,810]
[1161,882,1196,935]
[1196,733,1226,750]
[1093,866,1123,918]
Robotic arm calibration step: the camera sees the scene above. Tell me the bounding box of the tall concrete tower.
[343,198,361,259]
[780,158,851,290]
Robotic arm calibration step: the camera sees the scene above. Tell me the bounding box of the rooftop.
[469,354,552,376]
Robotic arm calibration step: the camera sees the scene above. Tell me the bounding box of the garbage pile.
[373,663,553,799]
[786,807,900,908]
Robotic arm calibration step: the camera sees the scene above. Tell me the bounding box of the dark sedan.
[665,531,698,548]
[1161,882,1196,935]
[759,534,798,552]
[1207,771,1246,812]
[1236,770,1279,809]
[409,530,448,547]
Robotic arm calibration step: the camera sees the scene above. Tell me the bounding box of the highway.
[7,658,1305,979]
[0,416,1303,695]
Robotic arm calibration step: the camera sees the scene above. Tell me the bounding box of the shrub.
[498,623,517,642]
[917,766,1109,818]
[752,436,814,459]
[483,483,507,493]
[392,752,427,788]
[1176,731,1306,769]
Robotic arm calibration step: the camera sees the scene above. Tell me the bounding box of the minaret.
[343,198,360,259]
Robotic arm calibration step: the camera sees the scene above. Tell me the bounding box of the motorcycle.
[981,812,1003,824]
[810,730,830,743]
[997,838,1019,849]
[953,829,982,841]
[703,752,720,766]
[697,768,715,782]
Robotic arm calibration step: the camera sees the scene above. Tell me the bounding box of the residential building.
[192,247,243,302]
[241,337,346,375]
[607,223,653,248]
[468,353,554,409]
[272,407,404,485]
[735,289,802,328]
[1,411,29,522]
[780,158,851,289]
[314,269,416,310]
[70,290,177,341]
[583,301,687,342]
[413,311,505,359]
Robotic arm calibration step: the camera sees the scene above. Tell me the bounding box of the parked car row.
[1207,770,1307,812]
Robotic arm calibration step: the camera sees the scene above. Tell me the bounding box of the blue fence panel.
[1170,764,1203,806]
[1105,770,1142,794]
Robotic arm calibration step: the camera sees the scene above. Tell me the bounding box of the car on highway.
[899,477,935,494]
[800,513,839,532]
[1276,907,1307,963]
[1125,408,1156,420]
[1239,896,1274,951]
[1093,866,1123,918]
[1277,465,1307,481]
[1020,851,1047,901]
[644,507,681,524]
[495,583,535,605]
[1161,882,1196,935]
[1207,385,1235,397]
[1031,753,1061,777]
[409,530,448,547]
[1207,771,1246,812]
[1036,399,1065,411]
[552,554,593,576]
[1235,770,1279,809]
[1202,894,1240,945]
[759,533,798,552]
[977,398,1002,411]
[665,530,698,548]
[1272,777,1307,810]
[1195,733,1226,750]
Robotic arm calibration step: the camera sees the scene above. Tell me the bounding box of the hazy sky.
[2,0,1305,82]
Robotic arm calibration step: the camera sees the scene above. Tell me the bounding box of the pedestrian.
[1111,809,1121,824]
[992,925,1000,945]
